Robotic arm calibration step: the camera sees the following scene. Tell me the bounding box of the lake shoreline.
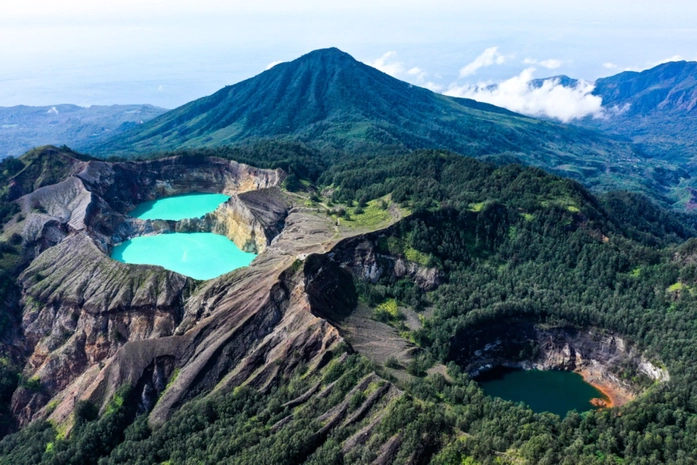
[577,367,635,409]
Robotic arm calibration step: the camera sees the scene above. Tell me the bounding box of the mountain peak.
[593,60,697,114]
[266,47,358,74]
[299,47,355,61]
[86,48,641,198]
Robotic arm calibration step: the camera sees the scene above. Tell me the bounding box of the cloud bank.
[523,58,563,69]
[366,47,612,123]
[459,47,506,77]
[367,51,405,77]
[446,67,604,123]
[366,51,443,91]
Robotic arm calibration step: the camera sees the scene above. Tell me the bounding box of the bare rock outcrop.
[326,234,443,291]
[8,155,288,425]
[176,188,289,253]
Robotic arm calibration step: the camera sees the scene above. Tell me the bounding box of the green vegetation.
[85,48,697,210]
[324,151,697,462]
[341,197,397,230]
[373,298,403,324]
[4,142,697,462]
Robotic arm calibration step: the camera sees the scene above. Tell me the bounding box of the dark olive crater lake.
[477,367,608,416]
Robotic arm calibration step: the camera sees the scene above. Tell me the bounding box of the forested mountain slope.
[0,144,696,463]
[581,61,697,163]
[88,48,696,206]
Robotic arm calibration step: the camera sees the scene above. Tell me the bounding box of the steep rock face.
[451,319,669,406]
[40,207,350,429]
[177,188,289,253]
[15,177,94,261]
[8,155,288,425]
[325,233,443,291]
[77,156,285,215]
[12,234,190,424]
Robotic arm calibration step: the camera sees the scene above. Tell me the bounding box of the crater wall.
[450,318,669,407]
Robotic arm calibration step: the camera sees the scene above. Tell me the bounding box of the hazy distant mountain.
[0,104,167,158]
[530,75,581,89]
[580,61,697,161]
[594,61,697,115]
[524,61,697,161]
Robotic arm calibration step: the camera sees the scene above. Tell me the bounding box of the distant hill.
[483,61,697,208]
[530,75,581,89]
[594,61,697,115]
[0,104,167,158]
[528,62,697,164]
[580,61,697,163]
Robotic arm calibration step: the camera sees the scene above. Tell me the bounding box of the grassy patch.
[469,202,486,212]
[404,247,430,266]
[374,299,399,320]
[343,196,395,230]
[104,387,128,416]
[667,282,686,293]
[165,368,180,391]
[54,414,72,440]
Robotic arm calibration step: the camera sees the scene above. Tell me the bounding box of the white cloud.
[265,60,283,70]
[407,66,427,81]
[657,55,685,64]
[367,51,404,77]
[366,53,443,91]
[523,58,563,69]
[603,62,617,69]
[445,67,603,123]
[459,47,505,78]
[539,59,562,69]
[422,81,444,92]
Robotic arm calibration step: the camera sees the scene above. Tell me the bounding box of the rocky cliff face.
[5,155,291,426]
[451,319,669,406]
[176,188,289,253]
[323,233,443,292]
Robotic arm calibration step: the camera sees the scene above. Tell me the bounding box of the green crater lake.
[129,193,230,220]
[111,233,256,280]
[478,367,607,417]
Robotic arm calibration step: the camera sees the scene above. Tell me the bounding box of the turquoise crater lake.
[129,193,231,221]
[111,232,256,280]
[478,367,608,417]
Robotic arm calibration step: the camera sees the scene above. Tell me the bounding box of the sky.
[1,0,696,121]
